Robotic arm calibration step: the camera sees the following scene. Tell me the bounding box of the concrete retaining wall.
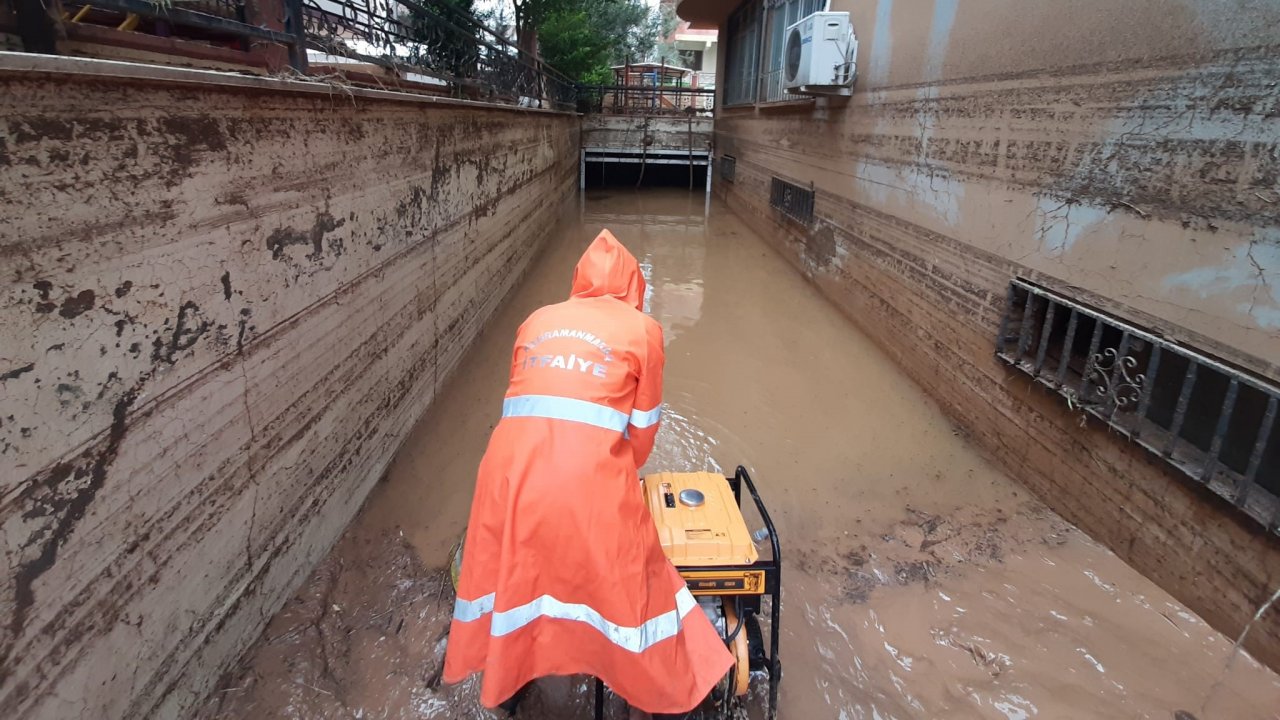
[0,55,578,718]
[582,114,713,153]
[708,0,1280,666]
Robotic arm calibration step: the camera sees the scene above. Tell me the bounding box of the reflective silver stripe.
[497,587,697,653]
[453,592,495,622]
[453,586,698,654]
[629,405,662,429]
[502,394,630,433]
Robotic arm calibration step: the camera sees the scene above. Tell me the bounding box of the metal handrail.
[13,0,579,111]
[302,0,576,109]
[64,0,295,43]
[577,84,715,115]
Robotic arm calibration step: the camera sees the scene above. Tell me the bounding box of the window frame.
[723,0,762,106]
[722,0,829,107]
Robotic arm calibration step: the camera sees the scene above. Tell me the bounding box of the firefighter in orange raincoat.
[443,230,733,715]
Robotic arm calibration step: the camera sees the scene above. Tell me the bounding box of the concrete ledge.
[0,51,576,116]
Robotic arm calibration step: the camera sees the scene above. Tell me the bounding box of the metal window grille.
[997,279,1280,533]
[723,0,761,106]
[760,0,826,103]
[770,177,814,224]
[720,155,737,183]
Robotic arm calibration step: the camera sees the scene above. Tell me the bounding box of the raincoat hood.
[570,229,646,311]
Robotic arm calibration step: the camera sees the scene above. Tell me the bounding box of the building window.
[680,49,705,71]
[724,0,762,106]
[761,0,827,102]
[720,155,737,182]
[770,176,814,223]
[997,279,1280,533]
[724,0,827,105]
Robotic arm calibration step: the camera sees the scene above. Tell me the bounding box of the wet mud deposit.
[199,191,1280,719]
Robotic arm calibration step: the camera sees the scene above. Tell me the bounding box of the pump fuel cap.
[678,489,705,508]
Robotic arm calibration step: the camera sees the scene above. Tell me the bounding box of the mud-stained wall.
[0,57,578,719]
[702,0,1280,665]
[582,114,714,153]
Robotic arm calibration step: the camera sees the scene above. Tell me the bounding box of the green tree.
[509,0,562,56]
[647,1,683,67]
[538,0,663,84]
[538,9,612,85]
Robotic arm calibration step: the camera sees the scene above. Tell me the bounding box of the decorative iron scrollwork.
[300,0,574,109]
[1089,347,1145,412]
[998,279,1280,535]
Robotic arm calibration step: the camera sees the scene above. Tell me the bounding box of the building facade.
[671,19,719,89]
[678,0,1280,668]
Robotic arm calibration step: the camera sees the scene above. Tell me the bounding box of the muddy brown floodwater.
[198,190,1280,720]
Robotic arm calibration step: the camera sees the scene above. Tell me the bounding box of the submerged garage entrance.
[579,84,714,191]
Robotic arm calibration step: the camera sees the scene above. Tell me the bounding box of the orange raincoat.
[443,230,732,713]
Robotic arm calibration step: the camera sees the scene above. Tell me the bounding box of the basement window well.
[770,176,815,225]
[997,279,1280,533]
[720,155,737,183]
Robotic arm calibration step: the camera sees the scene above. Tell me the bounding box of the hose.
[724,596,746,646]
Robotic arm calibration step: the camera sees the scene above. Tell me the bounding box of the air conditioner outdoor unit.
[783,12,857,95]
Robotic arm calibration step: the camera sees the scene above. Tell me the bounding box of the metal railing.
[997,278,1280,533]
[577,85,714,116]
[20,0,301,58]
[759,68,806,103]
[302,0,576,109]
[9,0,577,111]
